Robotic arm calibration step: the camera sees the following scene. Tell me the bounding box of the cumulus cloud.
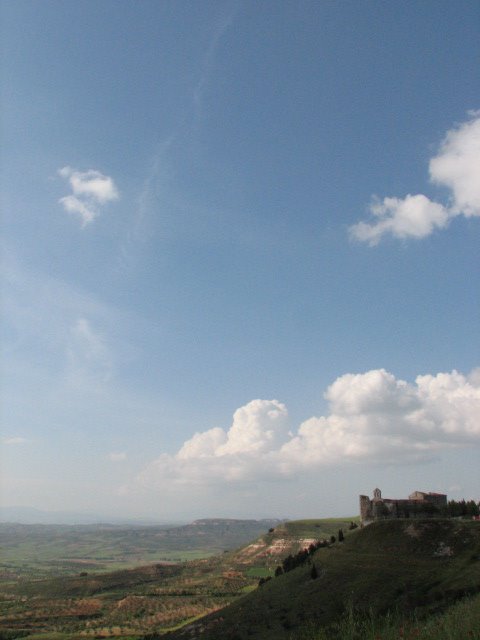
[137,369,480,490]
[351,195,449,245]
[350,112,480,244]
[138,399,289,488]
[429,113,480,217]
[279,369,480,471]
[58,166,119,227]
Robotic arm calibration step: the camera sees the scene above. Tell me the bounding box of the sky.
[1,0,479,522]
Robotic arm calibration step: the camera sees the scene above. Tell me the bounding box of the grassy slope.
[168,519,480,640]
[275,518,359,540]
[289,592,480,640]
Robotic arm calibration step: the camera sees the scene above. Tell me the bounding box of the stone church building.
[360,488,447,524]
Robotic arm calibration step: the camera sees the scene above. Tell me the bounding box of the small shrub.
[258,576,272,587]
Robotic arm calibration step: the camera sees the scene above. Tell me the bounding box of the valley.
[0,517,354,637]
[0,519,282,579]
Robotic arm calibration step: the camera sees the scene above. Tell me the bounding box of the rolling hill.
[166,519,480,639]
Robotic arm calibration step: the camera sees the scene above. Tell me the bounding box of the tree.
[338,529,344,542]
[466,500,479,517]
[275,565,284,577]
[282,554,294,572]
[330,535,336,544]
[310,563,318,580]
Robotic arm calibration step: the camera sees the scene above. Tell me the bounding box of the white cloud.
[136,368,480,491]
[107,452,127,462]
[58,166,119,227]
[137,399,289,488]
[350,113,480,244]
[350,195,449,246]
[59,195,96,226]
[2,436,30,445]
[430,112,480,217]
[279,369,480,470]
[174,399,288,463]
[59,167,119,203]
[216,399,289,456]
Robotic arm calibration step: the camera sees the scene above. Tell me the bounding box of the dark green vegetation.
[0,519,281,579]
[292,593,480,639]
[166,519,480,639]
[1,518,349,637]
[443,499,480,517]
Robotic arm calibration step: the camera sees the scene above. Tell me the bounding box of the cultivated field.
[0,517,342,637]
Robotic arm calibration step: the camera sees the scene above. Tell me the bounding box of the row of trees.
[259,531,346,587]
[375,499,480,520]
[441,499,480,518]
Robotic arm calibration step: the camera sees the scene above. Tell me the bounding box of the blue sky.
[1,0,479,521]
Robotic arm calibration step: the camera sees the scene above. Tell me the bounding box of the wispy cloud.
[350,112,480,244]
[136,368,480,491]
[121,6,238,267]
[193,4,238,117]
[66,317,113,387]
[107,451,127,462]
[2,253,129,400]
[58,166,119,227]
[2,436,31,445]
[3,251,117,362]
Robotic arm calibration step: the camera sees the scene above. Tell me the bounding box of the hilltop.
[228,517,358,569]
[167,519,480,639]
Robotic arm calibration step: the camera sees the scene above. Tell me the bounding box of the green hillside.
[167,519,480,639]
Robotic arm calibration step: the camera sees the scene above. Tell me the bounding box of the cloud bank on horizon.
[58,166,119,227]
[137,368,480,491]
[350,113,480,244]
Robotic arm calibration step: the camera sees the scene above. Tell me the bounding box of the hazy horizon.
[0,504,288,524]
